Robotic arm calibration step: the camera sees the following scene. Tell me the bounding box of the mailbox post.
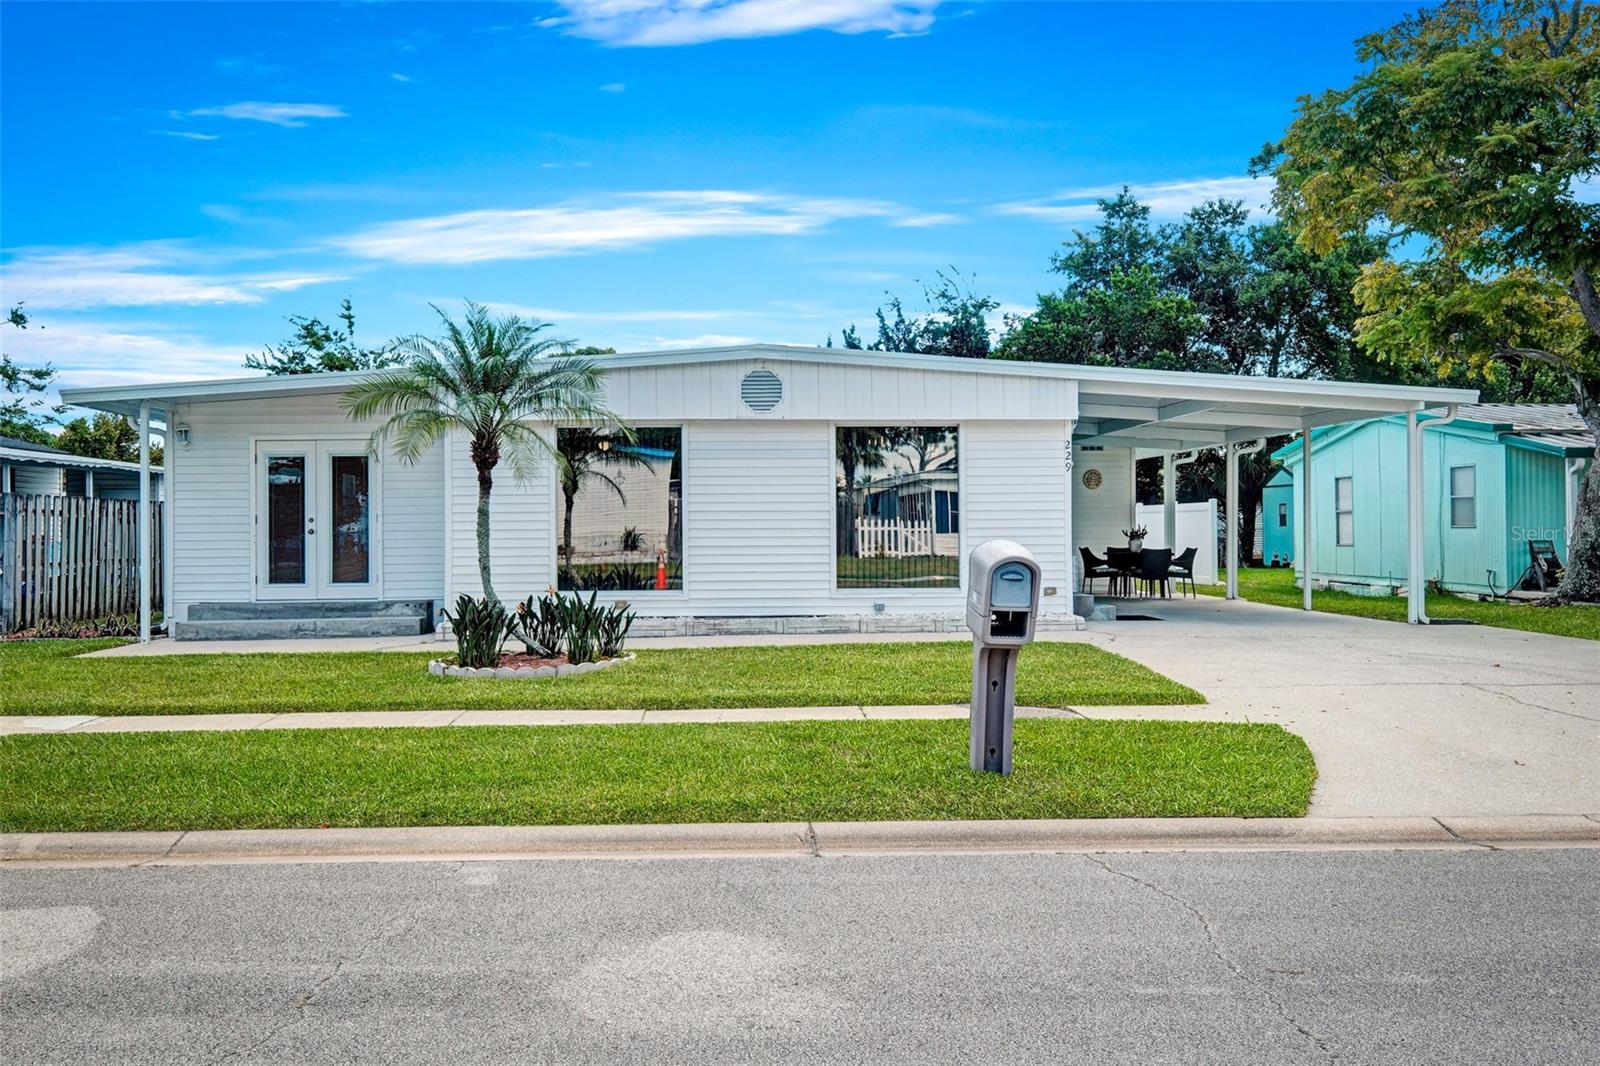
[965,540,1041,775]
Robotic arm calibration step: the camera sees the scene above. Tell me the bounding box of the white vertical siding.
[960,421,1071,614]
[677,421,836,614]
[446,428,555,602]
[1070,444,1136,563]
[170,394,444,615]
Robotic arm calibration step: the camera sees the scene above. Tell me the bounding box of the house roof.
[1274,402,1595,463]
[60,343,1478,453]
[0,434,152,473]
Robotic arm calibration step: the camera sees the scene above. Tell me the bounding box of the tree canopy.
[1255,0,1600,600]
[832,269,1000,359]
[1,304,62,446]
[247,298,401,375]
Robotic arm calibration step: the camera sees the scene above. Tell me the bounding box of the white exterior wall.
[169,394,444,619]
[446,427,556,603]
[1070,444,1136,561]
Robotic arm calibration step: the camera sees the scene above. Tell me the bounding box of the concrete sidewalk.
[0,703,1094,735]
[4,814,1597,868]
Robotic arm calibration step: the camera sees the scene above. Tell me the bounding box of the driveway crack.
[1464,684,1600,723]
[1084,854,1339,1065]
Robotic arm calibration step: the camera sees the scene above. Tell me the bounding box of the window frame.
[830,422,964,596]
[551,423,687,598]
[1334,475,1354,547]
[1277,502,1287,528]
[1449,464,1477,529]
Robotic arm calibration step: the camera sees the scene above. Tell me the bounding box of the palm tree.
[557,428,654,564]
[342,301,619,604]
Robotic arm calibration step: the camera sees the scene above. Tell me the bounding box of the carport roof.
[61,342,1477,448]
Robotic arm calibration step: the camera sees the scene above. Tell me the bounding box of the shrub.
[508,589,635,664]
[443,594,513,668]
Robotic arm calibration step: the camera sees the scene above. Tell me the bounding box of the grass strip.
[1197,566,1599,641]
[0,718,1314,832]
[0,640,1203,717]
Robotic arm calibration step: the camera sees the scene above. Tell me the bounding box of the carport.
[1066,364,1477,623]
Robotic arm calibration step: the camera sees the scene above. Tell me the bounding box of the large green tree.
[1255,0,1600,601]
[249,298,401,375]
[55,412,163,466]
[342,302,619,604]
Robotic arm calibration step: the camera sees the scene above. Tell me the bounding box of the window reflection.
[558,427,683,591]
[836,426,960,589]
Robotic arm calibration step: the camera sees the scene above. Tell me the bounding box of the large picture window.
[557,427,682,591]
[836,426,960,589]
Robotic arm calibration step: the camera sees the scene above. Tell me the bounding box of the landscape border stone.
[427,653,636,679]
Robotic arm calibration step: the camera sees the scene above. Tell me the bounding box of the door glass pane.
[267,456,306,584]
[330,455,370,584]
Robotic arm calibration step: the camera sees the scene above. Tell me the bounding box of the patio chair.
[1105,547,1138,597]
[1168,546,1199,598]
[1138,548,1173,599]
[1079,547,1118,595]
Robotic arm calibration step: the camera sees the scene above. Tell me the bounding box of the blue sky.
[0,0,1414,397]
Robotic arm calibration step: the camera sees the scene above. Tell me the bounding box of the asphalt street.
[2,847,1596,1065]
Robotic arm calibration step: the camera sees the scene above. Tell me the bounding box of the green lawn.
[0,639,1203,717]
[1198,566,1600,641]
[836,554,960,587]
[0,718,1314,832]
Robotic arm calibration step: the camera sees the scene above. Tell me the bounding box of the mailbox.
[965,540,1042,775]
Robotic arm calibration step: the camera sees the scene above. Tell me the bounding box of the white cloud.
[184,101,347,127]
[598,82,627,92]
[3,320,251,392]
[334,190,904,265]
[391,73,413,83]
[546,0,942,47]
[993,176,1273,224]
[482,303,746,323]
[642,334,757,350]
[0,244,349,310]
[891,212,962,228]
[157,130,220,142]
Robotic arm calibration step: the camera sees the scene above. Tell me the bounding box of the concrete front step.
[187,599,433,621]
[172,615,430,641]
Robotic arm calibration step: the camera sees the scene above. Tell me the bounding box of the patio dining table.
[1105,547,1170,599]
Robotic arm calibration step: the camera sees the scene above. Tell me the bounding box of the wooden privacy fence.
[0,493,163,632]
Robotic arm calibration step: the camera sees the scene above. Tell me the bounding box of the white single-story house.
[60,344,1476,640]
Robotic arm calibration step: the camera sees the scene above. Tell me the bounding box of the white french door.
[255,440,380,599]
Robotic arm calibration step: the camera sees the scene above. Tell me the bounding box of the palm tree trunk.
[1554,378,1600,603]
[563,490,576,570]
[476,463,497,605]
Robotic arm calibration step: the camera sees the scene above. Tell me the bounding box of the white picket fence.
[0,492,162,632]
[854,516,933,557]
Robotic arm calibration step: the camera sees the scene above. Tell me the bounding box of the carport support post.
[1224,443,1239,599]
[1406,411,1424,625]
[138,400,152,644]
[1162,453,1177,550]
[1301,429,1313,611]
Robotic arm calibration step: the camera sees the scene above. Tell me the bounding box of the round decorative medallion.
[1081,468,1104,490]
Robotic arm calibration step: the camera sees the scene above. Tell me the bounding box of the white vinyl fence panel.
[1134,499,1220,585]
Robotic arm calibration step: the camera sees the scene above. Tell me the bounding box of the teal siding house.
[1273,404,1594,596]
[1260,468,1295,566]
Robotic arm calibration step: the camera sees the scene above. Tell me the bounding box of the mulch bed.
[493,652,569,670]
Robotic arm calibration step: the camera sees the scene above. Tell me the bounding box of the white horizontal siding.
[170,394,443,616]
[600,359,1077,423]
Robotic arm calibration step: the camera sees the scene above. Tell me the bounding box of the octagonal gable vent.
[740,368,784,412]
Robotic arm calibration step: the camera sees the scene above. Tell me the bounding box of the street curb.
[3,815,1596,868]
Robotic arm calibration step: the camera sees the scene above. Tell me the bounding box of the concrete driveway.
[1073,598,1599,819]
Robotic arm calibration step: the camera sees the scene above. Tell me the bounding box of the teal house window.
[1450,466,1476,528]
[1334,476,1354,546]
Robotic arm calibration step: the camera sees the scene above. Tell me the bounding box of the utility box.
[965,540,1042,774]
